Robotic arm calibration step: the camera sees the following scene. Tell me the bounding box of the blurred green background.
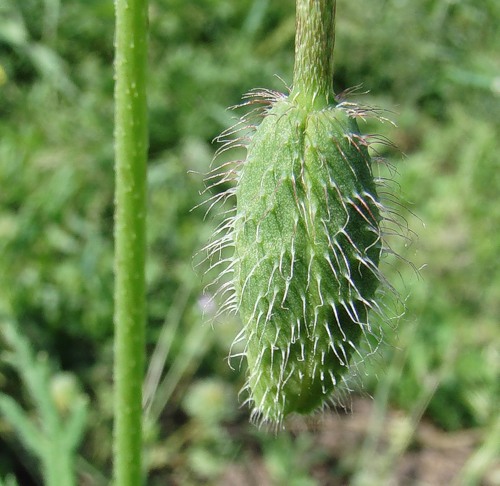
[0,0,499,484]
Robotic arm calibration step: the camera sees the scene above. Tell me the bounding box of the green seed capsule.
[232,96,383,423]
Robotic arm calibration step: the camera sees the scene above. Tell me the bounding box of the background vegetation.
[0,0,499,484]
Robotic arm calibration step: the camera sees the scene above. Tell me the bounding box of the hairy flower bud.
[202,0,402,425]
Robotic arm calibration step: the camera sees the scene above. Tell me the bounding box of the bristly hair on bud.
[197,0,410,427]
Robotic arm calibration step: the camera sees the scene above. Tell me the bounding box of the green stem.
[292,0,336,108]
[44,440,74,486]
[113,0,148,484]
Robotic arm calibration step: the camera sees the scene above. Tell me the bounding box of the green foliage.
[0,475,19,486]
[382,106,500,431]
[261,432,320,486]
[0,0,499,482]
[0,319,87,485]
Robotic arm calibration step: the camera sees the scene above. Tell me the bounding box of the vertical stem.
[113,0,148,484]
[44,441,74,486]
[292,0,336,108]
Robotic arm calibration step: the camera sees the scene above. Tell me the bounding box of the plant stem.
[292,0,336,108]
[113,0,148,484]
[44,440,75,486]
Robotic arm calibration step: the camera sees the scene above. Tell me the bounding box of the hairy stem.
[113,0,148,484]
[292,0,336,108]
